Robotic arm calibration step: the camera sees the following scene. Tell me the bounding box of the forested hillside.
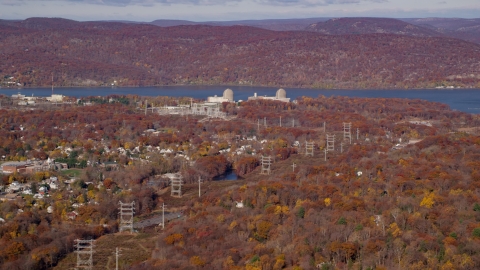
[1,18,480,89]
[0,93,479,269]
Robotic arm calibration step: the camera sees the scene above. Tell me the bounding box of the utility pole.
[145,100,147,116]
[51,74,54,96]
[292,162,296,172]
[162,203,166,230]
[115,247,121,270]
[324,148,327,161]
[198,176,202,198]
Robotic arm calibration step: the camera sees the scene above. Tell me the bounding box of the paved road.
[133,212,181,229]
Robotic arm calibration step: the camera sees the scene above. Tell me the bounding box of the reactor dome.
[223,88,234,101]
[276,88,287,99]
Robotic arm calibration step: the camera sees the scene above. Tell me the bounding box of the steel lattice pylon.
[118,201,135,233]
[170,174,183,197]
[343,122,352,144]
[75,239,94,270]
[305,141,314,156]
[326,134,335,152]
[260,156,272,175]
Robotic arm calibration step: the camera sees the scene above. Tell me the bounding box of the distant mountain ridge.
[1,18,479,89]
[305,17,443,37]
[2,16,478,43]
[403,18,480,44]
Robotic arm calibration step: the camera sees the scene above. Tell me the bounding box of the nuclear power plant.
[248,88,290,102]
[207,88,234,103]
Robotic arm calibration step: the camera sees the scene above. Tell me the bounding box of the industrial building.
[207,89,234,103]
[248,88,290,102]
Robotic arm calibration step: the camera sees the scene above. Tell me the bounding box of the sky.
[0,0,478,22]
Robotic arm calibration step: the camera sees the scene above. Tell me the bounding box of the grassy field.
[53,232,159,269]
[58,168,82,178]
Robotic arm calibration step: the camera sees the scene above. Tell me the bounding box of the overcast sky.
[0,0,478,22]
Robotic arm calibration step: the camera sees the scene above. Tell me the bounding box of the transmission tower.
[118,201,135,233]
[260,156,272,175]
[326,134,335,152]
[305,141,314,156]
[343,122,352,144]
[74,239,94,270]
[171,174,183,197]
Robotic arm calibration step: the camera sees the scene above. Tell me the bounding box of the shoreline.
[1,84,479,91]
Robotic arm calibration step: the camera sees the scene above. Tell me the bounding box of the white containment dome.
[276,88,287,99]
[223,88,234,102]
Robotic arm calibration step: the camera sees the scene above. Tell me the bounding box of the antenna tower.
[260,156,272,175]
[118,201,135,233]
[74,239,94,270]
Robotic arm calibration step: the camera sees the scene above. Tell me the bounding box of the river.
[1,86,479,113]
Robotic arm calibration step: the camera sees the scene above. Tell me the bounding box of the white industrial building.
[248,88,290,102]
[207,89,234,103]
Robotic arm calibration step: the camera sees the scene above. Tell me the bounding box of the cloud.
[255,0,387,6]
[0,0,242,7]
[1,0,26,6]
[1,0,387,7]
[78,0,242,6]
